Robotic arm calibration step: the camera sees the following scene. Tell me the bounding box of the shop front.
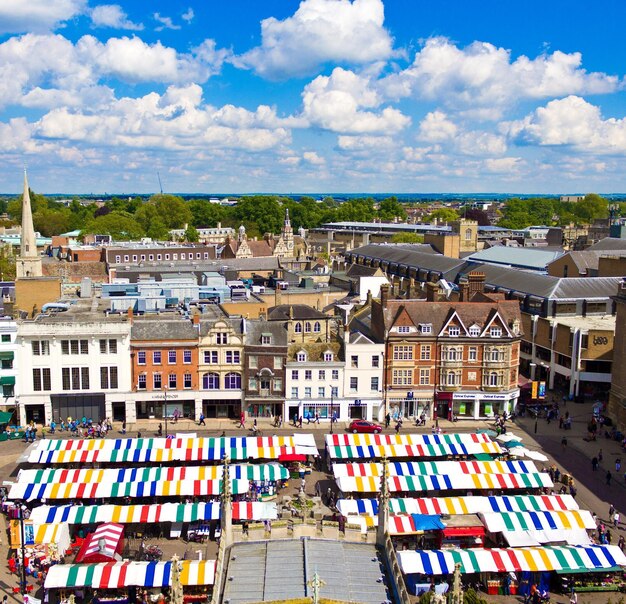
[435,391,454,420]
[134,393,195,420]
[203,397,241,419]
[446,390,520,419]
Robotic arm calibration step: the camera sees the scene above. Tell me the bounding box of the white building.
[0,317,19,412]
[342,331,384,422]
[16,300,132,425]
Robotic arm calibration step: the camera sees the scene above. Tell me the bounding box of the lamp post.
[19,504,27,595]
[163,384,168,438]
[329,390,334,434]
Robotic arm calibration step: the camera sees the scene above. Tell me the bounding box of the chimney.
[127,306,134,323]
[468,272,486,298]
[426,281,438,302]
[289,305,294,319]
[366,289,373,306]
[380,284,390,307]
[459,278,470,302]
[275,287,282,307]
[192,313,200,326]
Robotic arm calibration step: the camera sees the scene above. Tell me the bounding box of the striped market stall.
[397,545,626,575]
[44,560,216,589]
[231,502,278,521]
[337,495,579,517]
[325,432,502,460]
[28,435,317,465]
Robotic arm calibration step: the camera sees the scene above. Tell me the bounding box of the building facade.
[608,281,626,432]
[0,318,18,412]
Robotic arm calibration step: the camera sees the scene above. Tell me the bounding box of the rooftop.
[220,538,390,604]
[547,314,616,331]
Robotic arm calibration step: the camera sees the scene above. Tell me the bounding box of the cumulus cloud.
[418,111,457,142]
[0,33,230,110]
[337,135,394,151]
[34,84,292,152]
[154,13,181,31]
[505,96,626,153]
[381,37,620,117]
[303,151,325,165]
[91,5,143,30]
[301,68,410,134]
[237,0,394,79]
[0,0,85,34]
[182,8,194,23]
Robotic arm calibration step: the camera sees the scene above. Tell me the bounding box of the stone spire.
[282,208,294,252]
[220,455,233,545]
[16,169,42,279]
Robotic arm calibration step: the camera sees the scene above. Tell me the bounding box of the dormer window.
[261,334,272,345]
[469,325,480,337]
[448,326,460,337]
[490,326,502,338]
[323,351,333,362]
[420,324,432,334]
[296,351,307,362]
[397,326,411,333]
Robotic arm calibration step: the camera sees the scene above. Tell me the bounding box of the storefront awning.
[325,432,502,460]
[337,494,579,517]
[30,502,221,525]
[398,545,626,576]
[0,410,14,424]
[231,502,278,521]
[442,526,485,538]
[502,529,591,547]
[45,560,216,589]
[0,376,15,386]
[480,510,595,533]
[34,522,71,555]
[0,351,14,360]
[27,434,318,465]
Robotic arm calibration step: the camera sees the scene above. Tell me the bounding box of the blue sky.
[1,0,625,194]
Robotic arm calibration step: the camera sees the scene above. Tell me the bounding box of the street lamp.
[163,384,168,438]
[329,390,334,434]
[19,504,27,595]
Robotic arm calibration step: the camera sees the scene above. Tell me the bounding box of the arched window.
[304,322,312,333]
[489,372,499,386]
[294,323,302,333]
[225,372,241,389]
[203,372,219,390]
[313,321,321,333]
[465,228,473,240]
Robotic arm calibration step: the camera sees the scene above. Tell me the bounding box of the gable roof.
[588,238,626,252]
[268,304,328,321]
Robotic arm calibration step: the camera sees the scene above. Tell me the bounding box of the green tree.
[336,197,376,222]
[143,194,192,229]
[7,188,47,221]
[391,232,424,244]
[184,225,199,242]
[572,193,608,224]
[427,208,459,223]
[378,197,407,221]
[188,199,229,228]
[233,196,284,236]
[498,198,557,229]
[33,207,73,236]
[82,212,144,240]
[0,245,16,280]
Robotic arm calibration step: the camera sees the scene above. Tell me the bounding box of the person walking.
[598,448,604,464]
[618,535,625,552]
[385,413,391,428]
[198,412,206,426]
[239,411,246,429]
[561,436,567,451]
[606,470,612,486]
[614,511,620,528]
[395,420,402,435]
[616,458,622,473]
[609,503,616,517]
[592,456,599,471]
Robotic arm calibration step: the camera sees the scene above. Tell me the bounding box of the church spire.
[16,168,43,279]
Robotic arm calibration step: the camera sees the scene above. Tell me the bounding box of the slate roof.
[466,246,564,270]
[588,237,626,251]
[549,250,626,275]
[345,263,383,278]
[221,538,390,604]
[267,304,328,321]
[130,317,199,341]
[382,298,522,333]
[244,318,288,347]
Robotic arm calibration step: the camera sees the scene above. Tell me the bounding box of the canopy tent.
[502,530,592,547]
[336,472,551,493]
[75,523,124,564]
[17,463,287,486]
[507,448,549,462]
[27,434,317,465]
[332,459,539,479]
[397,545,626,576]
[34,522,71,555]
[44,560,216,589]
[345,514,445,535]
[10,479,249,502]
[30,502,220,526]
[496,433,523,443]
[325,432,502,460]
[480,510,596,533]
[231,502,278,521]
[337,495,579,518]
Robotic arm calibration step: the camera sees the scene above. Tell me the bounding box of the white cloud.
[418,111,457,142]
[237,0,394,79]
[182,8,194,24]
[301,68,410,134]
[483,157,521,173]
[91,5,143,30]
[0,0,85,34]
[337,135,394,151]
[455,131,507,156]
[381,37,620,117]
[303,151,325,165]
[506,95,626,153]
[34,84,292,152]
[154,12,181,31]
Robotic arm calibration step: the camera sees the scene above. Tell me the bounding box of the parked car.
[348,420,383,434]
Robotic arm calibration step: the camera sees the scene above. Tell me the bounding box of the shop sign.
[481,393,508,400]
[453,393,477,401]
[153,393,179,400]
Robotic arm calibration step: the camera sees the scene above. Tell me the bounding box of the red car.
[348,420,383,434]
